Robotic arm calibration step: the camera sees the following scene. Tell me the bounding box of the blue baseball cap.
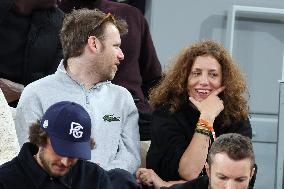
[40,101,92,160]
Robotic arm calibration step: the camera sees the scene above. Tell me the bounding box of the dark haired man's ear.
[90,138,96,150]
[248,165,257,189]
[88,36,94,43]
[87,36,98,50]
[250,167,255,180]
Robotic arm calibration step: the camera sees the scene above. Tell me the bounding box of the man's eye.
[236,178,247,183]
[114,44,120,48]
[218,176,228,181]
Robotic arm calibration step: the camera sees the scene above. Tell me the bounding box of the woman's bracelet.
[195,127,211,137]
[196,118,216,141]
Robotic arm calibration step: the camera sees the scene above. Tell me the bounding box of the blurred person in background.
[0,89,19,165]
[0,0,63,107]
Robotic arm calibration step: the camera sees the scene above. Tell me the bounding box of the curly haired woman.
[145,40,252,184]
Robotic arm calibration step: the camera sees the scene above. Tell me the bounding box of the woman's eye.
[209,73,218,78]
[191,72,200,77]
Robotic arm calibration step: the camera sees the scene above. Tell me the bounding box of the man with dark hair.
[203,133,255,189]
[0,101,113,188]
[137,133,256,189]
[0,0,63,106]
[15,8,140,174]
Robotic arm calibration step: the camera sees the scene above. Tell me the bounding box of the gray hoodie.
[15,62,141,173]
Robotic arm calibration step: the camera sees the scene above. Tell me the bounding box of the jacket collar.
[18,143,72,188]
[57,60,111,89]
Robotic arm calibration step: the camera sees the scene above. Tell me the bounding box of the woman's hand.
[189,86,225,124]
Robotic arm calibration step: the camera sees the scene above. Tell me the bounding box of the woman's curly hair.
[149,40,249,125]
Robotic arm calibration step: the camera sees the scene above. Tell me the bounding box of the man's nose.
[225,181,237,189]
[60,157,74,167]
[118,49,124,60]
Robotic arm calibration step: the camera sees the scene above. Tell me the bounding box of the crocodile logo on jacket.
[103,114,120,122]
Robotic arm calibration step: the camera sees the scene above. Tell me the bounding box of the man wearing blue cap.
[0,101,114,188]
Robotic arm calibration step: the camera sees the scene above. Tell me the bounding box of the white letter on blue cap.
[43,120,49,128]
[69,122,83,138]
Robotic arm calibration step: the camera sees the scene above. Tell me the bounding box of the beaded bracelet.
[197,118,216,141]
[195,123,210,135]
[195,127,211,137]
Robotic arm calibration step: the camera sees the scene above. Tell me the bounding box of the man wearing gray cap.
[0,101,113,189]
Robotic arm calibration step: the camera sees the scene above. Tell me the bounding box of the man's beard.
[38,148,72,177]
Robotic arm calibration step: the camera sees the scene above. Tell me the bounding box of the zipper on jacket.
[86,94,90,105]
